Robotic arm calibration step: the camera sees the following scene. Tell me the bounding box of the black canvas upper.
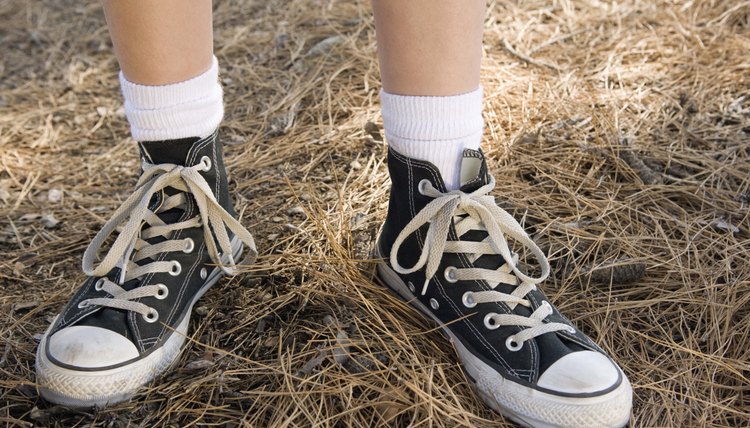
[47,132,235,364]
[376,147,614,393]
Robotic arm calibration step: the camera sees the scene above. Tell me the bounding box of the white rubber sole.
[36,238,243,408]
[376,261,633,428]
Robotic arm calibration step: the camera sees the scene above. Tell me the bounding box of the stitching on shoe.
[446,205,531,375]
[391,149,516,372]
[389,149,520,376]
[153,134,214,341]
[134,135,215,349]
[161,242,207,341]
[453,239,530,376]
[406,154,415,218]
[524,292,544,380]
[548,307,600,352]
[140,337,157,347]
[140,142,154,164]
[58,277,98,329]
[212,138,219,197]
[443,157,539,378]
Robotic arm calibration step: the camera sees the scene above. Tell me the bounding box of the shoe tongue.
[138,137,200,167]
[137,137,202,220]
[458,148,491,193]
[137,138,200,263]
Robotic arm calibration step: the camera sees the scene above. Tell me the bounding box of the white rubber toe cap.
[537,351,620,394]
[48,326,139,369]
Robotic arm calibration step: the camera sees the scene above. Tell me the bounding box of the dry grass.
[1,0,749,426]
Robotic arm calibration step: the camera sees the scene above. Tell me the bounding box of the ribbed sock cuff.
[120,56,223,142]
[381,87,484,190]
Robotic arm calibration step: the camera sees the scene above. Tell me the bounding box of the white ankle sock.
[120,56,223,142]
[380,87,484,190]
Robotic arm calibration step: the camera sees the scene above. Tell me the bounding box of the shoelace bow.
[78,156,256,322]
[390,177,571,347]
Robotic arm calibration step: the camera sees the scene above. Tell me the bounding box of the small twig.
[528,30,586,55]
[580,258,647,285]
[6,216,25,249]
[619,138,664,185]
[332,329,351,365]
[501,39,562,72]
[0,342,10,368]
[324,315,351,365]
[296,347,328,376]
[344,355,378,374]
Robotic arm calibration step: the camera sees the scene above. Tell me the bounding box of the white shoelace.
[390,177,572,349]
[78,156,256,323]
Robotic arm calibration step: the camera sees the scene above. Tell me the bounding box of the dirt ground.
[1,0,749,426]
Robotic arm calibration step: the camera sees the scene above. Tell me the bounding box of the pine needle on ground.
[1,0,749,426]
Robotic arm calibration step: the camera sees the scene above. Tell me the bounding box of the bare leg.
[371,0,486,190]
[101,0,221,141]
[102,0,214,85]
[371,0,485,96]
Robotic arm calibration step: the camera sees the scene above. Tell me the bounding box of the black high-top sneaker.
[36,131,256,407]
[374,148,632,428]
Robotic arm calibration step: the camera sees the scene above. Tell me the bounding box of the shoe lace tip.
[421,278,429,296]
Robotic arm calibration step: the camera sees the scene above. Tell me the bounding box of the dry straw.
[1,0,749,426]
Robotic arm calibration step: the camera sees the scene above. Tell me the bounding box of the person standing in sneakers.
[34,1,633,428]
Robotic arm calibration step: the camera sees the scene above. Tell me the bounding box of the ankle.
[120,56,223,142]
[380,87,484,190]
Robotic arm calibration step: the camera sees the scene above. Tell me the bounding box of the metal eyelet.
[505,336,523,352]
[417,179,431,195]
[77,300,90,309]
[155,284,169,300]
[429,298,439,310]
[199,156,212,171]
[94,278,105,291]
[169,261,182,276]
[143,308,159,323]
[200,267,208,280]
[407,281,416,293]
[462,292,477,308]
[444,266,458,283]
[483,313,499,330]
[183,238,195,254]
